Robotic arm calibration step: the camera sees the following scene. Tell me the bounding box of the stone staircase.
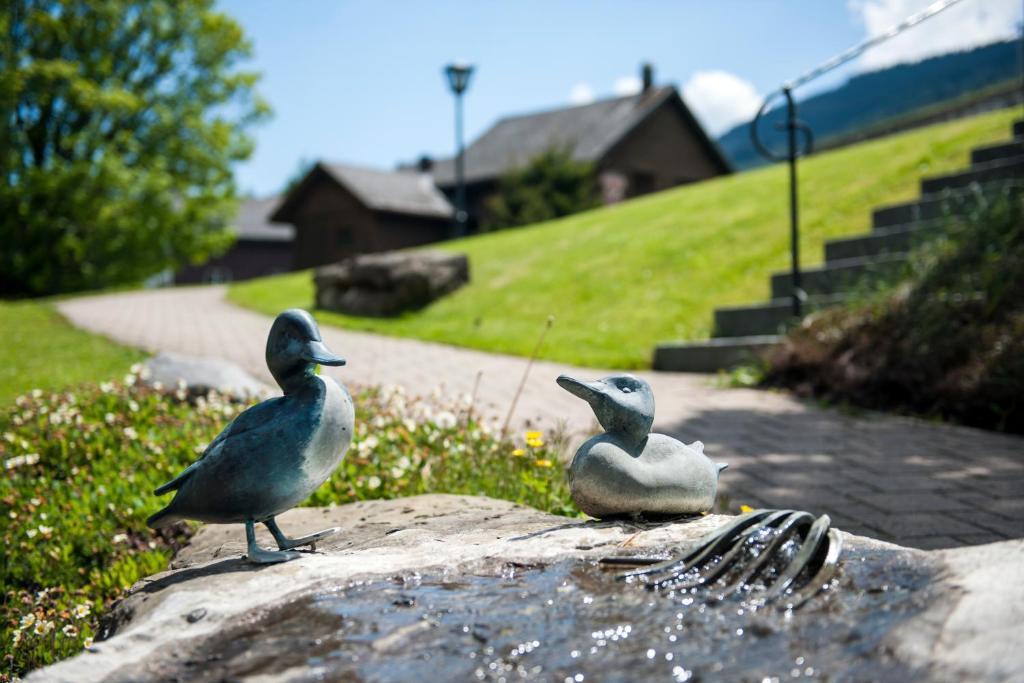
[654,118,1024,372]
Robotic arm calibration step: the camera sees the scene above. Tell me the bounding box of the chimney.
[641,63,654,92]
[416,155,434,173]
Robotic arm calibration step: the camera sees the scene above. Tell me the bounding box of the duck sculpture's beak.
[556,374,603,404]
[304,339,346,367]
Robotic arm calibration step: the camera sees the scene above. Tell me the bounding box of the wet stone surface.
[157,546,938,682]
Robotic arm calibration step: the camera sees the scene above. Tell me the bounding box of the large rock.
[314,250,469,317]
[143,352,273,401]
[32,495,1023,682]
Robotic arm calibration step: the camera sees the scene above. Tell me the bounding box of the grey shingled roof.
[431,85,728,186]
[321,163,453,218]
[233,196,293,242]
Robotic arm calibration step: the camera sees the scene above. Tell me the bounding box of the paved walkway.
[58,286,1024,550]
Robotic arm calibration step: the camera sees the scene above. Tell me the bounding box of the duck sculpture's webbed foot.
[265,517,340,552]
[245,520,302,564]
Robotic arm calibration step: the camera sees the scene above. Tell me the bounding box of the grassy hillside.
[229,109,1020,369]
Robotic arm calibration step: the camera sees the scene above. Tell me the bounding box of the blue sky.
[220,0,1022,196]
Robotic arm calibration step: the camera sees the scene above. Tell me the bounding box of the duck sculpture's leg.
[245,520,301,564]
[264,516,340,552]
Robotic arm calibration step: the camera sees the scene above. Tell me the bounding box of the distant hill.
[718,40,1021,170]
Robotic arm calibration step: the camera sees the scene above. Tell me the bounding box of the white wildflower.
[128,400,139,413]
[11,629,22,646]
[72,602,92,619]
[104,412,116,425]
[123,373,136,386]
[367,475,382,490]
[33,620,53,635]
[152,381,164,391]
[31,389,42,399]
[38,525,53,536]
[5,453,40,470]
[99,382,114,394]
[83,636,94,648]
[436,411,457,429]
[19,613,36,628]
[123,427,138,440]
[62,624,78,637]
[30,497,41,506]
[112,533,128,544]
[358,435,379,455]
[402,418,417,433]
[26,528,38,538]
[3,431,14,443]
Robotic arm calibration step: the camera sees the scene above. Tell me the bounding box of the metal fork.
[602,509,843,610]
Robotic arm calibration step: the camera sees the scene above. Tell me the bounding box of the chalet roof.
[233,196,293,242]
[323,163,453,218]
[431,85,730,186]
[273,163,453,222]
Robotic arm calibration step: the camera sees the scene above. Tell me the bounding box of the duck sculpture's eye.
[621,386,632,393]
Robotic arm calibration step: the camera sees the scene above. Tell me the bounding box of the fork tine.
[705,511,816,601]
[617,509,779,582]
[782,528,843,610]
[757,514,832,605]
[647,510,796,590]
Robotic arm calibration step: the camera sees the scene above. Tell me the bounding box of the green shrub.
[1,371,571,677]
[482,146,599,231]
[765,185,1024,432]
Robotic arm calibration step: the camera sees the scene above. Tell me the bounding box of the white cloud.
[569,82,595,105]
[682,70,762,136]
[613,75,642,96]
[849,0,1022,70]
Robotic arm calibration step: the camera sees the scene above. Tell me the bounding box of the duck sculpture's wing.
[153,397,286,496]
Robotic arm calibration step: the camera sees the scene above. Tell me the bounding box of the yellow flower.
[739,504,755,514]
[534,459,553,468]
[526,437,544,448]
[511,448,525,457]
[525,430,542,440]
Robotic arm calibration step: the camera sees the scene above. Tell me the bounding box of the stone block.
[314,250,469,317]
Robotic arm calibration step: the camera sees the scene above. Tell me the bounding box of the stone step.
[652,335,782,372]
[1014,119,1024,138]
[713,295,846,338]
[920,157,1024,195]
[872,184,1000,229]
[770,253,907,300]
[971,140,1024,165]
[825,222,942,262]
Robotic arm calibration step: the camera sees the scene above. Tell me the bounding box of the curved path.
[58,286,1024,550]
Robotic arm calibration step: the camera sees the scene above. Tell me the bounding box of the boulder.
[314,250,469,317]
[31,495,1024,682]
[143,352,273,401]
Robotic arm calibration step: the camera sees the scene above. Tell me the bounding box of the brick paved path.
[58,287,1023,550]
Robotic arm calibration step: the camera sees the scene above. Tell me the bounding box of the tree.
[482,146,599,231]
[0,0,269,295]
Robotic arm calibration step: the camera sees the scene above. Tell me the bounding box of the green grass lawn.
[230,109,1020,368]
[0,299,144,404]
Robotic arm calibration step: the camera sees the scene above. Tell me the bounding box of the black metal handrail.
[749,0,967,319]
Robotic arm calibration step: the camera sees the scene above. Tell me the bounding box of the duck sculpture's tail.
[690,440,729,478]
[146,505,182,529]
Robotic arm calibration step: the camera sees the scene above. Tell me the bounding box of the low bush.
[764,186,1024,432]
[0,369,570,678]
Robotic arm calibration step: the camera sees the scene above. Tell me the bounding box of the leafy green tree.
[0,0,269,295]
[483,146,599,231]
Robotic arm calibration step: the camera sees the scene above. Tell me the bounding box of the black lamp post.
[444,62,474,237]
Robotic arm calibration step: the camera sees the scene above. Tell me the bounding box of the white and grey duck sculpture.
[148,309,354,563]
[557,374,726,519]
